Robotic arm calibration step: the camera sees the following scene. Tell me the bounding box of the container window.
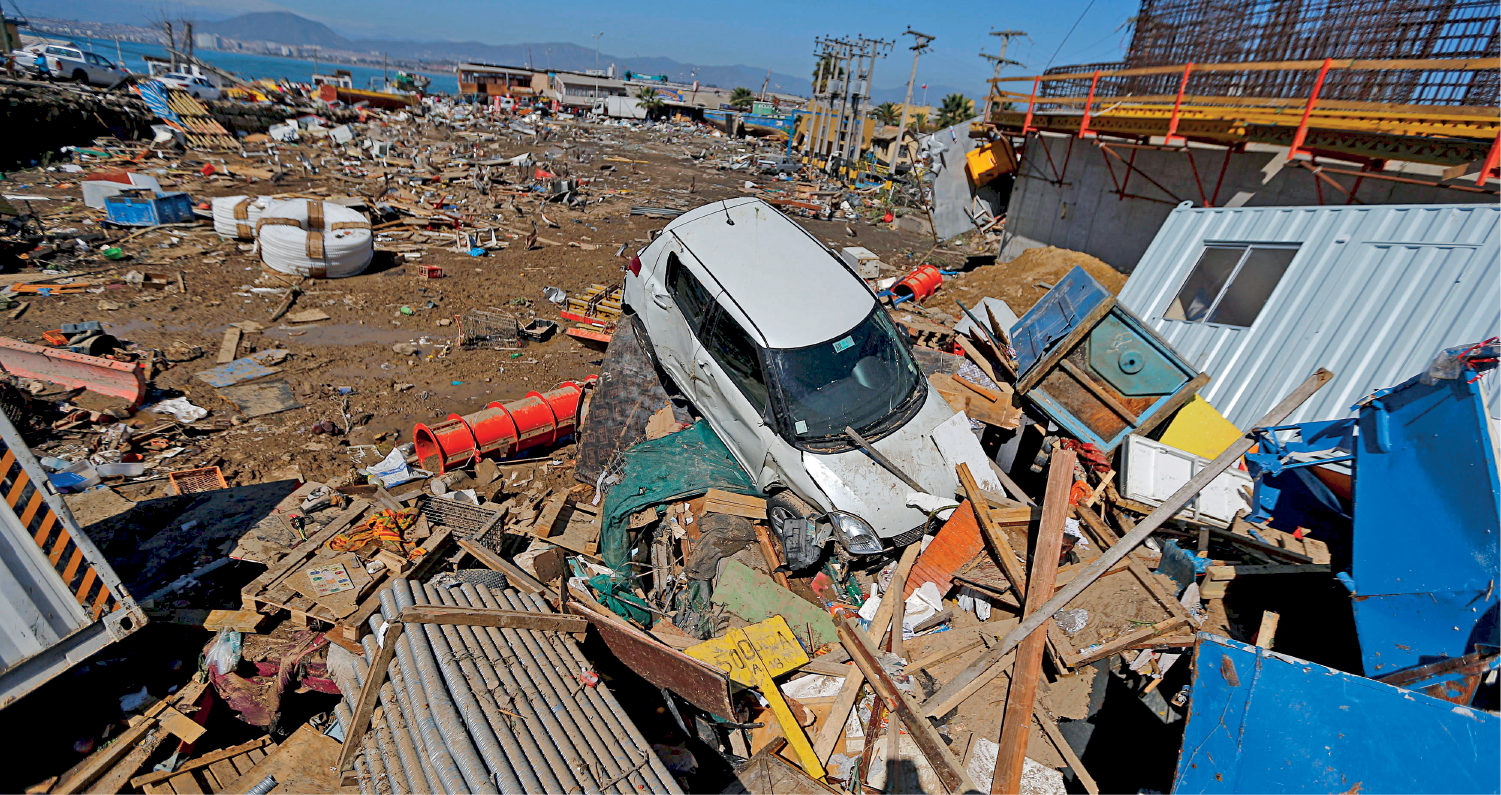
[1165,244,1297,328]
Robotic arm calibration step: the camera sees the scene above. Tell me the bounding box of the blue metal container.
[1348,369,1500,676]
[1011,266,1207,451]
[104,191,195,226]
[1174,634,1499,794]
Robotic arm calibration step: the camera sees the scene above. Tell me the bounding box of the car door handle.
[652,289,671,309]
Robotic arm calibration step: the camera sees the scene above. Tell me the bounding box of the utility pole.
[806,40,833,159]
[889,28,934,168]
[592,32,603,71]
[981,30,1028,116]
[843,36,891,165]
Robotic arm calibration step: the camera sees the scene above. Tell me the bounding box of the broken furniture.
[1011,266,1207,451]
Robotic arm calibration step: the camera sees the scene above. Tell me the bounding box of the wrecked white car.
[624,197,1002,564]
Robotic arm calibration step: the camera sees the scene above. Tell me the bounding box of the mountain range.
[43,6,971,102]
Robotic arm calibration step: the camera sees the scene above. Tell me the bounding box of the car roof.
[665,197,875,349]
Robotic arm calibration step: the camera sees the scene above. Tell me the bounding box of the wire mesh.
[1038,0,1499,107]
[457,309,520,350]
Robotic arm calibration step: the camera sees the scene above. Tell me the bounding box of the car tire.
[72,69,87,82]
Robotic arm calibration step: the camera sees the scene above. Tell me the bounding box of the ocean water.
[56,35,461,94]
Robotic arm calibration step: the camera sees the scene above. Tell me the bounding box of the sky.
[23,0,1143,95]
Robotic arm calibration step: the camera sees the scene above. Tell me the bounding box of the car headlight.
[827,511,884,555]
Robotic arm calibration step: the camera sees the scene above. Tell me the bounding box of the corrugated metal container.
[1117,202,1500,428]
[0,412,144,708]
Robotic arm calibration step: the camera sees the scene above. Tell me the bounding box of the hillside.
[199,12,356,50]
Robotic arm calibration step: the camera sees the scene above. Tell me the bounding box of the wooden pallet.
[561,283,622,327]
[133,737,276,794]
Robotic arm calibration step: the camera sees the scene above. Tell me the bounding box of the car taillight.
[627,254,641,277]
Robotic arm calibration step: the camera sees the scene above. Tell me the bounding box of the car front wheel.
[767,491,822,571]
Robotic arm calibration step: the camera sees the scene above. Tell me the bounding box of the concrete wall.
[998,133,1494,274]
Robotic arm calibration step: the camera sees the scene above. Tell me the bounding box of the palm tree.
[934,93,975,129]
[870,101,900,125]
[728,87,756,110]
[913,112,929,133]
[636,86,665,119]
[811,54,844,93]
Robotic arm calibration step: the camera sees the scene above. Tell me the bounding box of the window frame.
[1166,242,1300,329]
[698,302,772,415]
[663,250,714,335]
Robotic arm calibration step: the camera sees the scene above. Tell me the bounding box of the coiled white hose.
[256,199,373,278]
[211,195,282,240]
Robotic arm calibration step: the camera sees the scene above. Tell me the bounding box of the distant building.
[192,32,218,50]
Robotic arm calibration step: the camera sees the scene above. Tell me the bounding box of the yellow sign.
[686,616,825,779]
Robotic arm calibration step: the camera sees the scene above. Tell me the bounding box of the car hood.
[801,387,963,539]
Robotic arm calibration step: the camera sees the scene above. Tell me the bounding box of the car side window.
[665,251,713,334]
[701,305,770,413]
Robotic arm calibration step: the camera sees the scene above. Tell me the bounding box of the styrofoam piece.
[1121,434,1252,528]
[953,296,1020,340]
[256,199,373,278]
[930,410,1005,496]
[82,173,161,209]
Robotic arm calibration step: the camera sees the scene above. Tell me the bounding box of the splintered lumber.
[130,738,275,789]
[399,604,587,632]
[1200,563,1332,599]
[993,448,1075,794]
[55,681,208,794]
[837,618,978,794]
[812,542,919,764]
[1256,610,1281,648]
[957,464,1030,599]
[924,368,1333,711]
[337,621,403,774]
[1035,710,1100,795]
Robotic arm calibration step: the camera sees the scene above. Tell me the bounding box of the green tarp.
[601,419,759,573]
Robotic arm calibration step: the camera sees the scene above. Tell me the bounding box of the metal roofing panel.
[1118,203,1501,428]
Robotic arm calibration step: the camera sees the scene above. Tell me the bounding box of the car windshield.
[765,305,922,442]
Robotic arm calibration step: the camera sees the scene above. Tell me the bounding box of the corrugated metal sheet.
[1117,203,1500,427]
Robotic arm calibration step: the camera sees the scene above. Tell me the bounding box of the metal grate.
[413,494,503,541]
[168,466,227,495]
[888,522,929,550]
[458,310,520,350]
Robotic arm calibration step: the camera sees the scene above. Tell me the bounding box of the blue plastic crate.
[104,191,195,226]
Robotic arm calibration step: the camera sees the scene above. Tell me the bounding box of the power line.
[1041,0,1099,72]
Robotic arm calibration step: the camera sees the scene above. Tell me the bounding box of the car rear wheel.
[72,69,87,81]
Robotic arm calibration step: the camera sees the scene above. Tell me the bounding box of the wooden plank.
[703,488,767,519]
[456,537,548,594]
[243,501,368,599]
[169,772,205,795]
[91,731,170,794]
[1255,610,1281,648]
[337,621,403,773]
[957,464,1031,600]
[398,604,587,632]
[533,492,569,538]
[1073,505,1194,624]
[131,738,275,788]
[837,619,978,794]
[992,448,1075,794]
[1072,617,1189,666]
[203,609,273,633]
[1059,359,1139,423]
[952,374,1002,402]
[953,334,1000,385]
[754,522,790,589]
[157,706,207,744]
[907,635,985,674]
[1207,563,1332,579]
[220,724,343,794]
[1035,710,1099,795]
[215,328,242,364]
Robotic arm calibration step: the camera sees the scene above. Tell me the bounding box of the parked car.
[154,72,221,101]
[623,197,972,563]
[757,155,800,175]
[24,44,128,86]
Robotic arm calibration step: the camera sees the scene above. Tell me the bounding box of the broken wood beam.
[993,448,1075,794]
[398,604,586,632]
[837,618,978,794]
[924,368,1334,711]
[337,621,403,773]
[455,537,548,595]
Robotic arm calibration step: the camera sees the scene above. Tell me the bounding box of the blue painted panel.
[194,358,279,388]
[1354,592,1500,676]
[1350,372,1501,675]
[1012,266,1113,374]
[1174,634,1500,794]
[1087,314,1192,397]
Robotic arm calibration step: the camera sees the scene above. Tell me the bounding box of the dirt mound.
[928,245,1128,317]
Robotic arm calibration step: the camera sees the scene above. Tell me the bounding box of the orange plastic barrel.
[413,414,479,474]
[892,264,943,302]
